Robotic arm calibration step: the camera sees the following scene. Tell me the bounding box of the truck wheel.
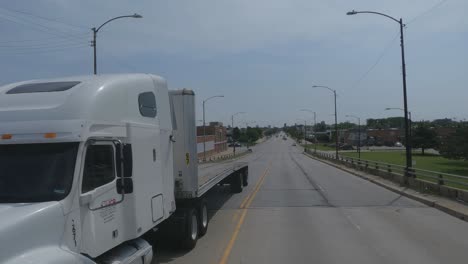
[181,207,199,250]
[231,173,243,193]
[242,170,249,187]
[198,200,209,236]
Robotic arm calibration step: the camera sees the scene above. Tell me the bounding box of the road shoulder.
[303,152,468,222]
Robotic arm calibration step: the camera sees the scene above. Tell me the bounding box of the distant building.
[367,128,402,146]
[196,122,228,158]
[344,129,368,146]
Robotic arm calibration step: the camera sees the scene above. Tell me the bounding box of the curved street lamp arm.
[233,111,246,117]
[312,85,336,95]
[347,10,400,24]
[95,14,142,32]
[203,95,224,103]
[345,114,359,120]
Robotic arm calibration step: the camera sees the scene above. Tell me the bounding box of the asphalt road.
[156,136,468,264]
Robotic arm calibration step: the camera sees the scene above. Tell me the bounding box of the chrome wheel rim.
[191,213,198,240]
[202,205,208,228]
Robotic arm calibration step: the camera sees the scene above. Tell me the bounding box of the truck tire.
[198,200,209,236]
[181,207,199,250]
[231,173,243,193]
[242,170,249,187]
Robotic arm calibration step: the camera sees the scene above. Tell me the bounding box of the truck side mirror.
[123,144,133,178]
[117,178,133,194]
[115,143,133,178]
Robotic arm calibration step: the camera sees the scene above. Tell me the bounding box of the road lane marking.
[220,165,271,264]
[345,215,361,231]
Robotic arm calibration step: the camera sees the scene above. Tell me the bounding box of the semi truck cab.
[0,74,175,263]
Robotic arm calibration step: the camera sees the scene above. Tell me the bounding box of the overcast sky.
[0,0,467,127]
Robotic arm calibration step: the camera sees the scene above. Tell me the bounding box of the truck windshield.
[0,143,79,203]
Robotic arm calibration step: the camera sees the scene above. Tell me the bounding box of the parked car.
[292,143,297,146]
[395,142,403,147]
[339,144,354,150]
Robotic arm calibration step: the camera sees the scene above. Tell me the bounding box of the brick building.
[367,128,402,146]
[196,122,228,159]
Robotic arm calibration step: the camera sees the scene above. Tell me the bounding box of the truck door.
[79,141,125,257]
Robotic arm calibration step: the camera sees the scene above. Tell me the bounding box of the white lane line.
[346,215,362,231]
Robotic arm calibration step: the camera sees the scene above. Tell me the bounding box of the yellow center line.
[219,164,271,264]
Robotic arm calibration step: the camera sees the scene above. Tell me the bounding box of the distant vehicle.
[395,142,403,147]
[229,142,241,147]
[340,144,354,150]
[292,143,297,146]
[283,137,287,140]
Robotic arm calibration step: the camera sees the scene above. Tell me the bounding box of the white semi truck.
[0,74,248,263]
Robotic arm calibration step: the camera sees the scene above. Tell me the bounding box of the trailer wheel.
[198,200,209,236]
[231,173,243,193]
[181,207,199,250]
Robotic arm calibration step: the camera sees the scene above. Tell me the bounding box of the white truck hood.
[0,202,67,263]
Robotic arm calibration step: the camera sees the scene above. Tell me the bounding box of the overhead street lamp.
[347,9,412,176]
[385,107,413,139]
[312,85,338,159]
[202,95,224,161]
[296,118,307,147]
[300,109,317,153]
[91,13,143,75]
[231,112,246,156]
[346,114,361,159]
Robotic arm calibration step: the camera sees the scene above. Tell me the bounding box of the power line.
[0,38,88,48]
[0,35,89,44]
[407,0,449,25]
[0,42,88,51]
[0,6,88,31]
[0,12,86,43]
[350,32,400,89]
[0,44,88,56]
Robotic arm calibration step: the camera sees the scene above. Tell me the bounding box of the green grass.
[302,143,335,151]
[341,151,468,189]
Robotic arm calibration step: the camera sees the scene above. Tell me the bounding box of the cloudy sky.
[0,0,466,127]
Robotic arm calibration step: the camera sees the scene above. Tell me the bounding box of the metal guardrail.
[306,149,468,188]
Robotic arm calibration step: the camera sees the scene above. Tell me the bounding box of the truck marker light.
[1,134,12,140]
[44,133,57,139]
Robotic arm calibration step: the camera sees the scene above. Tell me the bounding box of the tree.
[439,127,468,160]
[232,127,241,142]
[314,121,327,132]
[412,125,438,155]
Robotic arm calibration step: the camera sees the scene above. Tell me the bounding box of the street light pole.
[312,85,338,159]
[347,10,412,176]
[91,13,142,75]
[300,109,317,153]
[346,115,361,159]
[202,95,224,161]
[231,111,246,156]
